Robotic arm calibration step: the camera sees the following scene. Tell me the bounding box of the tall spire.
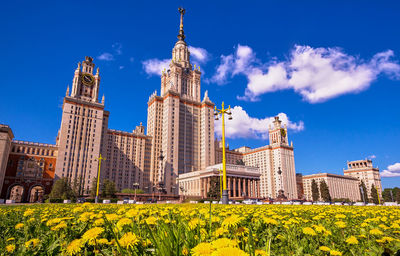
[177,7,186,41]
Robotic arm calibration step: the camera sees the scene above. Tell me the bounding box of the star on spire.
[177,7,186,41]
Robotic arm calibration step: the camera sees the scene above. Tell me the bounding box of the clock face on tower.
[81,73,94,86]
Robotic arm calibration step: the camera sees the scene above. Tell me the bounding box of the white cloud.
[119,66,124,70]
[97,42,123,62]
[212,45,400,103]
[112,43,122,55]
[368,155,377,159]
[214,106,304,139]
[381,162,400,177]
[142,58,170,76]
[188,46,209,64]
[211,45,256,85]
[97,52,114,61]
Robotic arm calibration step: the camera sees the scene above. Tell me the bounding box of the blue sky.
[1,1,399,188]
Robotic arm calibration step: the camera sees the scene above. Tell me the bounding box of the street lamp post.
[95,154,105,204]
[133,182,139,201]
[214,102,232,205]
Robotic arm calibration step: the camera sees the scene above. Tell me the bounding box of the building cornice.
[64,97,105,110]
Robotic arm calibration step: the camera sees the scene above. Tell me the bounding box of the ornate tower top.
[177,7,186,41]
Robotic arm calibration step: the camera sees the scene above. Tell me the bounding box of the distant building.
[0,125,14,194]
[102,124,152,191]
[213,117,298,200]
[177,163,260,198]
[344,159,382,198]
[296,173,304,199]
[1,140,57,202]
[302,173,361,202]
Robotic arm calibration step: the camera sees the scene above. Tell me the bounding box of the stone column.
[248,179,251,198]
[238,178,242,198]
[243,178,246,197]
[233,178,237,197]
[227,177,231,197]
[257,180,261,198]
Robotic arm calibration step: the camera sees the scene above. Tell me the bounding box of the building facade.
[177,163,260,198]
[147,9,215,195]
[344,159,382,198]
[296,173,304,200]
[1,140,57,202]
[54,57,107,195]
[102,124,152,191]
[0,125,14,194]
[213,117,298,200]
[302,173,361,202]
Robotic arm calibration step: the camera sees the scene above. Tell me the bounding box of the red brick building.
[1,140,57,202]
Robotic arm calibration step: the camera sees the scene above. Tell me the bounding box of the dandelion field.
[1,204,400,255]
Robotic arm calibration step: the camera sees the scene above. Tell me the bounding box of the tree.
[90,177,99,198]
[49,177,75,200]
[121,188,144,194]
[71,176,83,197]
[101,179,117,198]
[359,181,368,203]
[371,184,379,204]
[311,179,319,201]
[236,159,245,166]
[382,188,393,202]
[396,189,400,204]
[207,176,221,199]
[319,180,331,202]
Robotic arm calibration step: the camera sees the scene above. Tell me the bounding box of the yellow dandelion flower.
[212,247,249,256]
[51,222,67,231]
[25,238,40,248]
[182,246,189,255]
[23,209,34,217]
[116,218,133,229]
[335,214,346,219]
[66,239,82,255]
[105,214,119,221]
[211,238,237,249]
[345,236,358,245]
[222,215,243,228]
[6,244,15,253]
[145,216,157,225]
[255,249,267,255]
[97,238,109,245]
[81,227,104,244]
[330,250,342,256]
[302,227,316,236]
[369,228,383,236]
[118,232,139,249]
[376,236,394,243]
[262,217,278,225]
[15,223,24,229]
[334,221,346,228]
[94,218,104,226]
[191,242,214,256]
[188,218,204,230]
[319,246,331,252]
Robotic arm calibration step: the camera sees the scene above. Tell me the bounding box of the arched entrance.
[9,185,24,203]
[29,185,44,203]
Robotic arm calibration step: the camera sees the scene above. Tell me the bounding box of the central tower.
[147,8,215,195]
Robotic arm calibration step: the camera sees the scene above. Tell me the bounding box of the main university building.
[0,9,381,202]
